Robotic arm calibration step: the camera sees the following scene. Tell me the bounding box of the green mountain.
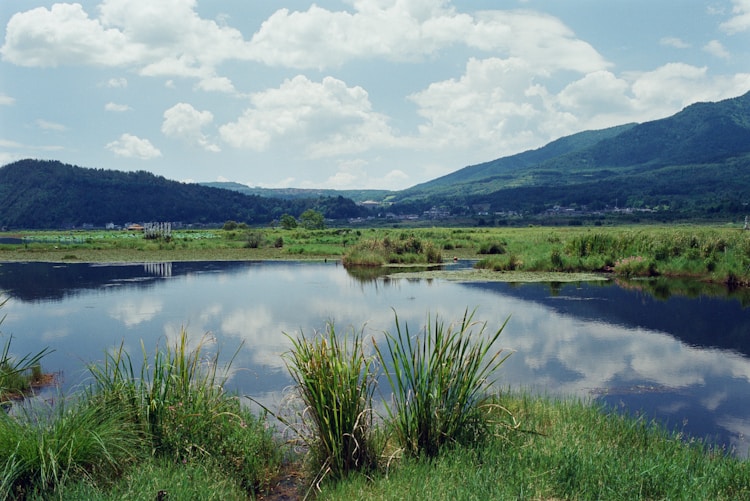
[199,183,392,204]
[392,91,750,216]
[3,91,750,228]
[0,160,365,229]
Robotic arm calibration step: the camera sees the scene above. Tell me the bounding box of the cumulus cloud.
[0,3,136,67]
[220,75,397,156]
[105,102,131,112]
[0,94,15,106]
[721,0,750,33]
[35,119,66,131]
[106,133,162,159]
[409,58,750,159]
[105,77,128,88]
[703,40,731,59]
[660,37,691,49]
[162,102,220,152]
[247,3,608,72]
[409,57,557,154]
[1,0,251,81]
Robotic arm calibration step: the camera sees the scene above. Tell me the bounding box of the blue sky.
[1,1,749,190]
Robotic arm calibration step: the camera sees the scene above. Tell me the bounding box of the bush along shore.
[3,224,750,286]
[2,306,747,500]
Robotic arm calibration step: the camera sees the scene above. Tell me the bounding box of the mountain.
[392,90,750,216]
[199,183,392,203]
[3,91,750,228]
[0,160,365,229]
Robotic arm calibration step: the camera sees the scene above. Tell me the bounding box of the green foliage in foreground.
[320,394,750,501]
[374,310,512,458]
[0,397,142,499]
[1,330,281,499]
[280,323,379,483]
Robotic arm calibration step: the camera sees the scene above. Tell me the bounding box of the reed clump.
[277,324,379,484]
[374,309,512,458]
[343,235,442,267]
[1,329,280,499]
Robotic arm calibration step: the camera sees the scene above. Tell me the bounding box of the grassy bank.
[320,393,749,500]
[1,312,748,499]
[3,224,750,286]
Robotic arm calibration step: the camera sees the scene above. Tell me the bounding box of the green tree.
[300,209,325,230]
[279,214,298,230]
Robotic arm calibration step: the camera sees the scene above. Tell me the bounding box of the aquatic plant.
[374,309,512,457]
[278,323,379,483]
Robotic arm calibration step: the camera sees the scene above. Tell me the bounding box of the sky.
[1,1,750,191]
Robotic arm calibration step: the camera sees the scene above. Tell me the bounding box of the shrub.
[478,242,506,255]
[244,231,264,249]
[374,310,511,458]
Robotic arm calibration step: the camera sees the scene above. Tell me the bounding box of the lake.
[1,260,748,457]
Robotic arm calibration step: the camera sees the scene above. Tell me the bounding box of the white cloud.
[660,37,691,49]
[0,0,251,80]
[220,75,397,156]
[0,3,136,67]
[721,0,750,33]
[196,76,236,94]
[105,77,128,88]
[246,3,608,72]
[409,58,750,160]
[703,40,731,59]
[162,102,220,152]
[105,102,131,112]
[35,119,66,131]
[106,133,162,159]
[0,94,15,106]
[409,57,552,154]
[109,298,164,327]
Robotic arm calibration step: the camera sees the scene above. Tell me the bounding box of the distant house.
[127,224,144,231]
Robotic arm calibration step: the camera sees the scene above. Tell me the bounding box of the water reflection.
[0,261,748,457]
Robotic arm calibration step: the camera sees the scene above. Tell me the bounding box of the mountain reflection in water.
[0,260,747,457]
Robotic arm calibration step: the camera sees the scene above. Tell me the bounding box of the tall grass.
[0,396,143,499]
[343,235,442,267]
[86,329,280,493]
[320,393,750,500]
[1,297,53,402]
[279,323,379,483]
[374,309,512,458]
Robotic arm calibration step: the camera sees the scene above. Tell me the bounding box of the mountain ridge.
[3,90,750,227]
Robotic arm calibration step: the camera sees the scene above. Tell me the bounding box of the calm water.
[1,260,749,457]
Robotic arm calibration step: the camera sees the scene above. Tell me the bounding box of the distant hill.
[200,182,393,204]
[4,91,750,228]
[391,90,750,216]
[0,160,365,229]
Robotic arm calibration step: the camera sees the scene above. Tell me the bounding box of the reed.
[374,309,511,458]
[0,297,53,402]
[86,329,280,492]
[0,396,143,499]
[281,323,379,483]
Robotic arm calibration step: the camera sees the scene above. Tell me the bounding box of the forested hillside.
[0,160,364,229]
[391,90,750,217]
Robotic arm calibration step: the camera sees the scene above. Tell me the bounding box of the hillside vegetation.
[0,160,364,229]
[3,92,750,228]
[392,90,750,217]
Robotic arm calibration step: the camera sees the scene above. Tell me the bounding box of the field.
[3,224,750,286]
[2,224,750,499]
